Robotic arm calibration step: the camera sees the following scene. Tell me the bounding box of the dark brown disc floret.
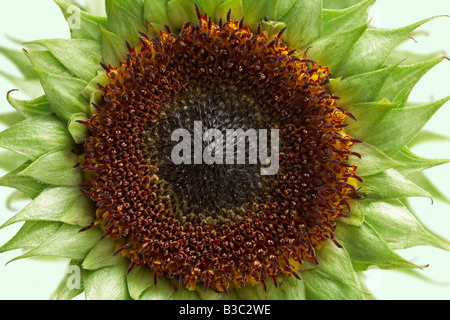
[81,12,361,293]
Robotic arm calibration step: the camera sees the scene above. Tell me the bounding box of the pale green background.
[0,0,449,300]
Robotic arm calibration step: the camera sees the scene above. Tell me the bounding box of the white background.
[0,0,449,300]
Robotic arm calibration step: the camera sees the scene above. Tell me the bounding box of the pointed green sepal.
[335,221,422,271]
[6,92,52,118]
[0,221,62,254]
[338,17,439,77]
[52,259,84,300]
[408,130,450,148]
[241,0,277,29]
[391,147,450,177]
[83,261,131,300]
[359,168,432,201]
[377,57,445,104]
[194,0,221,18]
[17,149,82,187]
[82,238,126,270]
[106,0,147,46]
[29,39,102,82]
[0,115,74,160]
[127,266,157,300]
[332,64,397,105]
[277,0,322,50]
[340,199,364,226]
[301,240,366,299]
[215,0,243,23]
[167,0,198,31]
[362,199,450,251]
[365,96,450,155]
[68,113,90,144]
[54,0,107,42]
[31,68,89,121]
[0,161,49,199]
[100,26,129,67]
[321,0,375,37]
[0,187,91,229]
[349,142,403,177]
[8,223,101,262]
[345,100,401,140]
[25,49,73,77]
[308,24,367,75]
[143,0,170,28]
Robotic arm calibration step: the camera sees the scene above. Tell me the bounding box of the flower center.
[81,10,360,293]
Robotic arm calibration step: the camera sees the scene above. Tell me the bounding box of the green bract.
[0,0,449,300]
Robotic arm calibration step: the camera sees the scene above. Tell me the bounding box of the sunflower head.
[0,0,449,300]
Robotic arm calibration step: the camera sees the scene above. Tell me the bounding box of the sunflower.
[0,0,449,300]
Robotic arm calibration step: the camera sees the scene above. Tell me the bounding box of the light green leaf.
[335,221,420,271]
[26,50,73,77]
[391,147,450,177]
[349,142,403,177]
[106,0,147,46]
[321,0,375,37]
[82,238,126,270]
[29,39,102,82]
[362,199,450,251]
[359,168,432,201]
[408,130,450,148]
[52,259,84,300]
[241,0,277,29]
[0,187,86,229]
[9,223,101,262]
[215,0,243,23]
[18,149,82,187]
[377,57,445,104]
[144,0,170,27]
[6,92,52,118]
[338,17,437,77]
[194,0,221,18]
[167,0,198,31]
[100,26,128,67]
[301,240,366,299]
[54,0,107,42]
[32,68,89,122]
[127,266,157,300]
[277,0,322,50]
[139,275,177,300]
[332,64,397,105]
[323,0,361,9]
[339,199,364,226]
[83,261,131,300]
[365,96,450,155]
[386,50,445,66]
[345,100,401,140]
[0,115,74,160]
[308,24,367,75]
[0,161,49,199]
[68,113,90,144]
[0,221,62,254]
